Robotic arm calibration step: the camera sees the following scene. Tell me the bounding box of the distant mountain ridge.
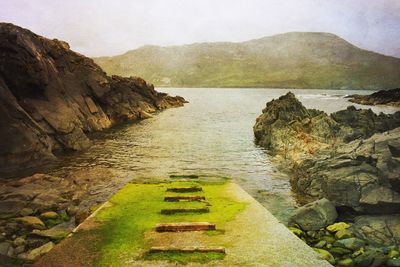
[94,32,400,89]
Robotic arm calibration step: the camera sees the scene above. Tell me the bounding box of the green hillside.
[94,32,400,89]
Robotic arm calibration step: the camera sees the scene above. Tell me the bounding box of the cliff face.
[0,23,185,172]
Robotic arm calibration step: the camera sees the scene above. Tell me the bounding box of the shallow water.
[18,88,400,222]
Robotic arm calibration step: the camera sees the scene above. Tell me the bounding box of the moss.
[93,180,246,266]
[144,251,225,263]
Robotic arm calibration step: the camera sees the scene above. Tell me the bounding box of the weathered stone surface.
[288,198,338,231]
[166,186,203,193]
[350,215,400,246]
[160,208,210,215]
[164,196,206,202]
[254,92,400,214]
[155,222,216,232]
[0,23,185,172]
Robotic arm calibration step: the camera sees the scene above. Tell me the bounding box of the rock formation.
[348,88,400,107]
[0,23,185,173]
[254,92,400,247]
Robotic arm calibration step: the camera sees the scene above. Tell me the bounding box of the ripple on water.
[26,88,399,223]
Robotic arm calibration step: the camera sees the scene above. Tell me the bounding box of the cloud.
[0,0,399,57]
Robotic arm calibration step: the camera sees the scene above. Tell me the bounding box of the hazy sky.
[1,0,399,57]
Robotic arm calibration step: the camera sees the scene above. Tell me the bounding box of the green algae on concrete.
[93,179,246,266]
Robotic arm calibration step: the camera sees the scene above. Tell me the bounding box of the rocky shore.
[254,92,400,266]
[0,23,185,173]
[0,23,185,264]
[348,88,400,107]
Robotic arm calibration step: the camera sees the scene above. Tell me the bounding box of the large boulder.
[288,198,338,231]
[348,88,400,107]
[0,23,185,172]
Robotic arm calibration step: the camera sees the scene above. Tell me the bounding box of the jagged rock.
[0,23,185,172]
[348,88,400,107]
[254,92,400,214]
[288,198,338,231]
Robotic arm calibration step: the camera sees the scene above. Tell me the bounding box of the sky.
[1,0,399,57]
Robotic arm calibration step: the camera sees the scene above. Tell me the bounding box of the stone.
[156,222,216,232]
[353,249,386,267]
[288,198,338,231]
[20,208,34,216]
[329,247,352,256]
[66,206,79,216]
[0,23,185,172]
[40,211,59,220]
[337,258,353,267]
[149,246,225,254]
[387,259,400,267]
[166,186,203,193]
[388,249,400,259]
[348,88,400,107]
[160,208,209,215]
[164,196,206,202]
[351,215,400,246]
[31,219,75,240]
[13,236,26,247]
[19,241,54,261]
[335,229,353,239]
[0,200,26,219]
[0,241,11,255]
[313,248,335,265]
[288,227,304,237]
[15,216,46,230]
[314,240,327,248]
[333,238,366,250]
[320,235,336,244]
[327,222,350,233]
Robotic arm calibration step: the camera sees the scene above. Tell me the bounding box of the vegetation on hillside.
[94,32,400,89]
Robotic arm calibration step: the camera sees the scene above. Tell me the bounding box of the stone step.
[170,174,199,179]
[155,222,216,232]
[148,246,226,254]
[160,207,210,215]
[166,186,203,193]
[164,196,206,202]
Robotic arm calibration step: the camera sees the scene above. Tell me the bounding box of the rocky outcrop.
[254,92,400,247]
[253,92,400,164]
[0,23,185,172]
[348,88,400,107]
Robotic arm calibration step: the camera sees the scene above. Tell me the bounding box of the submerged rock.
[0,23,185,173]
[288,198,338,231]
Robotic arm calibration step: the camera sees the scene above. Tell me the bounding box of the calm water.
[39,89,400,222]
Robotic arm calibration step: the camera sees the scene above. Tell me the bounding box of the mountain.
[94,32,400,89]
[0,23,184,172]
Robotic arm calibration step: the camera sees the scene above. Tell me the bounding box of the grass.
[92,179,246,266]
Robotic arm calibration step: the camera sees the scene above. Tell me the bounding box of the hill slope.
[94,32,400,89]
